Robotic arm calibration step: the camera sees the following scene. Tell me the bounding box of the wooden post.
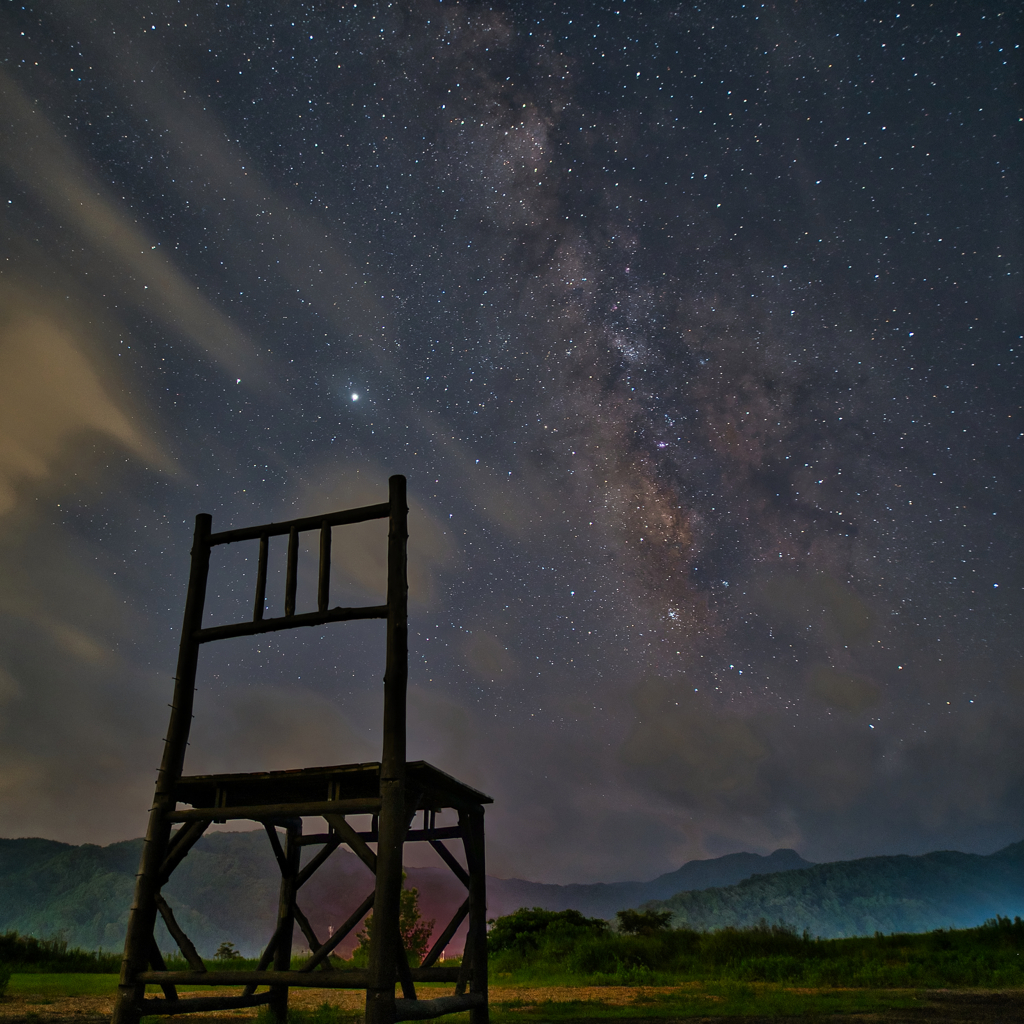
[268,821,302,1024]
[112,514,212,1024]
[462,808,489,1024]
[366,476,408,1024]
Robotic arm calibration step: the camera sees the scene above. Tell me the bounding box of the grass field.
[2,919,1023,1020]
[2,973,1024,1022]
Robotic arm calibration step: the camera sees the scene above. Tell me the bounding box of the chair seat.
[175,760,492,814]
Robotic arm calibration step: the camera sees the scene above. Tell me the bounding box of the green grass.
[489,914,1024,989]
[7,972,119,997]
[4,918,1023,1020]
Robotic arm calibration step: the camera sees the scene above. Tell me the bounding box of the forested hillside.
[646,842,1024,938]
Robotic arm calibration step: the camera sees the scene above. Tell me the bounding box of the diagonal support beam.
[264,823,289,874]
[159,821,209,885]
[148,937,177,1000]
[421,898,469,969]
[298,889,375,973]
[292,902,333,971]
[241,922,285,997]
[323,812,377,874]
[429,840,469,888]
[296,834,342,889]
[154,894,206,972]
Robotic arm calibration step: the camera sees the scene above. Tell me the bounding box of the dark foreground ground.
[3,989,1024,1024]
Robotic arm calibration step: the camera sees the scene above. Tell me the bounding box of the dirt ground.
[2,987,1023,1023]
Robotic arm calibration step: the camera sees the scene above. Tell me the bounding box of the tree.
[352,883,435,966]
[214,941,240,960]
[616,909,673,936]
[487,907,608,954]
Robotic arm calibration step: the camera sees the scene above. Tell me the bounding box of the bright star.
[351,393,359,401]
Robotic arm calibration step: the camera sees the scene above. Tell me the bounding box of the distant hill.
[0,832,807,956]
[644,841,1024,938]
[488,848,812,920]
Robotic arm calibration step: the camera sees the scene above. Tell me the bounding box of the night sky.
[0,1,1020,885]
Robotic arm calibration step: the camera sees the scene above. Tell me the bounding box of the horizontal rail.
[165,798,381,822]
[395,993,485,1021]
[356,826,463,843]
[136,967,463,988]
[139,992,273,1013]
[196,605,388,643]
[209,503,390,546]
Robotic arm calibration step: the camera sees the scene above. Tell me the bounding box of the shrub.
[351,884,434,966]
[487,907,608,956]
[616,909,672,935]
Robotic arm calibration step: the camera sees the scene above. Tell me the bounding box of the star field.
[0,0,1020,882]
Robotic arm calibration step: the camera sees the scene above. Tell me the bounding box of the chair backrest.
[157,475,408,796]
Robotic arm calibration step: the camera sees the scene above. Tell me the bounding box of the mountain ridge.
[1,833,1020,954]
[643,840,1024,938]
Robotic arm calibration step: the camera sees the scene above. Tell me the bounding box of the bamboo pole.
[428,840,469,887]
[158,821,209,884]
[297,889,375,972]
[154,895,205,972]
[421,899,469,969]
[253,534,268,620]
[461,808,489,1024]
[139,967,463,987]
[112,514,211,1024]
[268,822,301,1023]
[366,475,408,1024]
[165,797,380,822]
[284,524,298,617]
[318,520,331,612]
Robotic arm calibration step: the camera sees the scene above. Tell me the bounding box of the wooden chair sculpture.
[111,476,490,1024]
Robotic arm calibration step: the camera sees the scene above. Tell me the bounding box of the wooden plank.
[166,797,381,822]
[208,503,390,546]
[323,812,377,874]
[421,898,468,969]
[154,895,205,973]
[195,604,387,643]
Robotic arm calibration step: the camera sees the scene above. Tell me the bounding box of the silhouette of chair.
[111,476,490,1024]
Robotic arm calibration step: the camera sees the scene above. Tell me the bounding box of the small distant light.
[351,393,359,401]
[869,724,875,729]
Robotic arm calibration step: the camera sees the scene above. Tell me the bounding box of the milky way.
[0,1,1020,882]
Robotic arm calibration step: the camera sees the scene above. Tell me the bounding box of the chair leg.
[268,821,301,1024]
